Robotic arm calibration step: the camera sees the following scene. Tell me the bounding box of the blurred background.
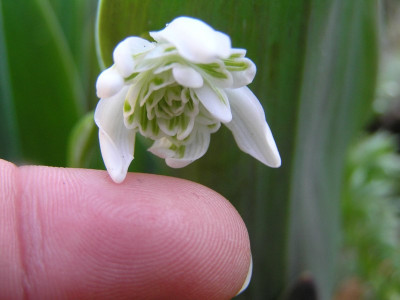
[1,0,400,299]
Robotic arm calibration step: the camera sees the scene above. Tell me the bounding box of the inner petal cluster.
[124,79,204,142]
[117,39,251,159]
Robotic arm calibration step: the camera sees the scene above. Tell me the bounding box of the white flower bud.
[95,16,281,183]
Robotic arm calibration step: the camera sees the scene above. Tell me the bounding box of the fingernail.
[235,255,253,296]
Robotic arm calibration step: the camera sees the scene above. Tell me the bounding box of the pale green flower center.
[121,43,241,152]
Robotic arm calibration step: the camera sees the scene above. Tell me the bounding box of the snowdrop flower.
[95,16,281,183]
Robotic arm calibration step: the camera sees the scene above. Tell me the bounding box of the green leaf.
[48,0,97,64]
[0,3,20,160]
[1,0,84,165]
[48,0,100,109]
[96,1,378,299]
[341,133,400,299]
[67,111,102,169]
[287,1,378,298]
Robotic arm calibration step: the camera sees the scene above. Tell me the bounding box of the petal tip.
[165,158,193,168]
[109,171,127,184]
[172,65,204,88]
[235,255,253,296]
[269,155,282,168]
[113,37,155,77]
[224,87,282,169]
[96,67,124,98]
[222,112,233,123]
[150,16,232,63]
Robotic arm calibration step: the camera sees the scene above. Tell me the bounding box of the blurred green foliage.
[2,0,400,299]
[1,0,83,165]
[337,2,400,298]
[341,133,400,299]
[0,0,101,165]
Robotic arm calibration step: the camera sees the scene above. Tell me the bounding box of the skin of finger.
[0,160,23,299]
[0,159,251,299]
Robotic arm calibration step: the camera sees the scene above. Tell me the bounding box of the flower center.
[123,70,203,144]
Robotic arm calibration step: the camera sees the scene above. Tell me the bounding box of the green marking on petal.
[151,118,160,136]
[187,98,194,112]
[180,114,189,129]
[177,145,185,157]
[164,46,176,52]
[140,107,148,131]
[229,53,243,59]
[169,143,185,158]
[142,84,149,100]
[153,77,164,85]
[169,143,177,151]
[184,89,191,102]
[123,100,132,113]
[125,73,139,81]
[212,86,228,105]
[179,115,184,129]
[224,59,248,71]
[158,98,170,117]
[171,99,182,113]
[127,113,134,124]
[168,117,177,131]
[146,94,154,108]
[197,63,228,79]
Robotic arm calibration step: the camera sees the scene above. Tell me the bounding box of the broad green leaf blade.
[0,2,20,160]
[49,0,100,109]
[67,111,102,169]
[96,0,194,69]
[49,0,97,64]
[96,0,137,69]
[287,0,378,299]
[1,0,84,165]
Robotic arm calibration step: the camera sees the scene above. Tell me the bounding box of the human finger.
[0,159,251,299]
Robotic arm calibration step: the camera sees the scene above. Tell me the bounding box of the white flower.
[95,16,281,183]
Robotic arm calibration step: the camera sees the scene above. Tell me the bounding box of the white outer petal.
[194,83,232,123]
[113,37,155,77]
[94,86,135,183]
[96,67,124,98]
[166,129,211,167]
[172,65,203,88]
[230,48,247,58]
[148,128,211,168]
[150,16,231,64]
[225,87,281,167]
[147,138,175,159]
[230,58,257,88]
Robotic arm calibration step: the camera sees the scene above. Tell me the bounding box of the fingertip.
[0,158,17,175]
[10,166,251,299]
[0,159,23,299]
[94,171,253,299]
